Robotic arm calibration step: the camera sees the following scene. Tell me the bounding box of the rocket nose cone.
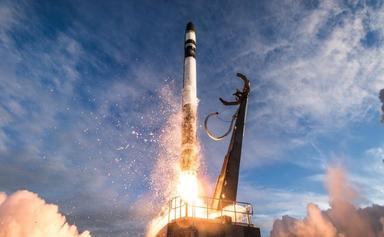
[186,22,196,32]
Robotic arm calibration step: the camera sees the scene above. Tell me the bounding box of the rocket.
[180,22,198,173]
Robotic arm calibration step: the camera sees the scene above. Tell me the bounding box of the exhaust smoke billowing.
[270,166,384,237]
[0,190,90,237]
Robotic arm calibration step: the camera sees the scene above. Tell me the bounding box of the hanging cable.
[204,109,238,141]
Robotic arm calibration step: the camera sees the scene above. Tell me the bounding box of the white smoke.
[0,190,90,237]
[270,166,384,237]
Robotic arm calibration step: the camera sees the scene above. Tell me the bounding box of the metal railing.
[167,196,253,225]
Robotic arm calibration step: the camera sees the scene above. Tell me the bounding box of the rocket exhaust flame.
[177,171,199,203]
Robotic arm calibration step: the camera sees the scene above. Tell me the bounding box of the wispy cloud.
[0,1,165,235]
[251,1,383,132]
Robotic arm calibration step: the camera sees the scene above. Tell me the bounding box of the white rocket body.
[180,22,198,172]
[182,30,197,107]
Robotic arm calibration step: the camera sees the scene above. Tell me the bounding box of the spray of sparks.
[145,84,204,236]
[145,85,249,237]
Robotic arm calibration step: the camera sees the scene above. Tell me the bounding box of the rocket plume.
[180,22,199,174]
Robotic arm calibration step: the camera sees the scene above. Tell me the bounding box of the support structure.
[205,73,250,209]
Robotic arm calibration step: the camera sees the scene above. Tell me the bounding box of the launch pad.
[156,197,261,237]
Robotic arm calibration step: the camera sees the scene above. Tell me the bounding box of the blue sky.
[0,0,384,236]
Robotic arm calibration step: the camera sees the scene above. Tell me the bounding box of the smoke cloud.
[270,166,384,237]
[0,190,90,237]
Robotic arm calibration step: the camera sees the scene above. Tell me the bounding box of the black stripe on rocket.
[184,39,196,58]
